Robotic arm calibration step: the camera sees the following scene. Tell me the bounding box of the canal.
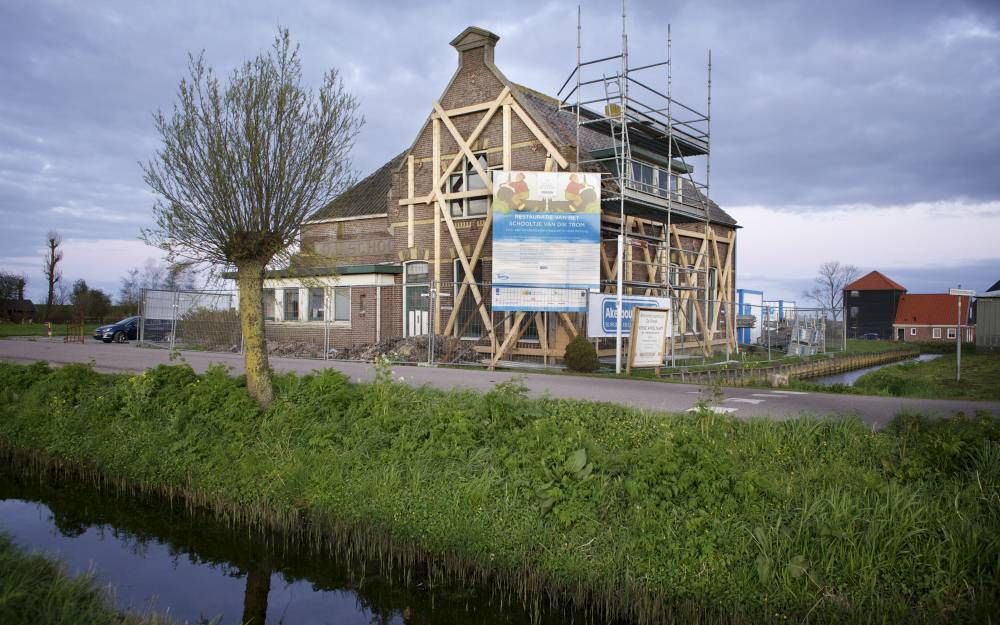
[810,353,941,386]
[0,466,576,625]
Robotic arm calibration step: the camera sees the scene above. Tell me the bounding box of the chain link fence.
[138,285,845,369]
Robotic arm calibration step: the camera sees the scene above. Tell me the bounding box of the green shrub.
[563,335,599,372]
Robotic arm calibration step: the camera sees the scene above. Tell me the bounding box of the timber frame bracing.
[397,86,578,367]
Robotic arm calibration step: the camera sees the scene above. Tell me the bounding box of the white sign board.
[491,171,601,311]
[948,288,976,297]
[586,293,671,338]
[627,307,670,370]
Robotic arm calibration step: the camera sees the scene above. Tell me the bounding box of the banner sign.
[491,171,601,311]
[627,307,671,371]
[586,293,671,338]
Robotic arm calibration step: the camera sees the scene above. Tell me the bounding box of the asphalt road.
[2,338,998,429]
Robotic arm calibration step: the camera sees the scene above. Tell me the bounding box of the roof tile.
[845,271,906,292]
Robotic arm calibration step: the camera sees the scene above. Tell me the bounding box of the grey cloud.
[1,0,998,300]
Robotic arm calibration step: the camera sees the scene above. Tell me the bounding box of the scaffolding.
[557,2,719,371]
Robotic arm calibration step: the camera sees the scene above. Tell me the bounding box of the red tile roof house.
[893,293,975,343]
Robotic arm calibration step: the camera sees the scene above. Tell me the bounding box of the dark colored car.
[862,332,880,340]
[93,316,140,343]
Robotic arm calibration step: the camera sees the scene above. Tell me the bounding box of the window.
[283,288,299,321]
[309,288,324,321]
[631,161,654,193]
[449,152,491,218]
[932,327,941,339]
[947,327,957,339]
[910,327,917,336]
[404,261,430,337]
[850,290,859,297]
[707,267,717,327]
[850,306,859,318]
[453,260,484,339]
[405,261,429,284]
[262,289,275,322]
[333,287,350,322]
[631,159,678,200]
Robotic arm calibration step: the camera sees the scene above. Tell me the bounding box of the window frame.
[308,287,325,322]
[932,327,941,339]
[283,288,300,322]
[453,259,485,340]
[449,151,492,219]
[332,287,351,323]
[262,288,276,322]
[947,327,957,339]
[910,327,917,336]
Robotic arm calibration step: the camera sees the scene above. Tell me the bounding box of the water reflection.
[810,353,941,387]
[0,469,568,625]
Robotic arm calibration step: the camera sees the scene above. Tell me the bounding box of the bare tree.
[141,29,363,408]
[119,258,167,308]
[43,231,63,319]
[804,261,859,321]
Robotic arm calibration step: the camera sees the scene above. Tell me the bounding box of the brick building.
[892,294,974,343]
[259,26,738,363]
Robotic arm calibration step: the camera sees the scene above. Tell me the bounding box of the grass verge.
[793,352,1000,401]
[0,533,172,625]
[0,361,998,624]
[0,323,100,339]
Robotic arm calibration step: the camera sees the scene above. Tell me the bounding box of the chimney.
[450,26,500,66]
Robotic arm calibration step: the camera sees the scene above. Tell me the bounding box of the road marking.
[751,393,789,398]
[770,390,809,395]
[725,398,765,405]
[685,391,701,394]
[686,406,739,414]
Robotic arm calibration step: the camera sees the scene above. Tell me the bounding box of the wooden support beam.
[491,311,527,368]
[509,100,570,170]
[407,154,415,248]
[436,195,494,343]
[433,100,494,193]
[433,118,441,334]
[502,103,512,170]
[430,99,497,119]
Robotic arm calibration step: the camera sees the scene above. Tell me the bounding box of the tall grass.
[0,361,997,624]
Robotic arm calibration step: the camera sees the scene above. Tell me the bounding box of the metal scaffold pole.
[615,0,628,374]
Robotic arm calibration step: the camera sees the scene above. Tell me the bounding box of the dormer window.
[449,151,491,218]
[630,159,678,200]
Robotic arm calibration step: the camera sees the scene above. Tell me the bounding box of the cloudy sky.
[1,0,998,303]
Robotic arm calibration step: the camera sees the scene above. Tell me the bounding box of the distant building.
[736,289,764,346]
[844,271,906,340]
[893,293,974,343]
[976,279,1000,351]
[1,299,36,323]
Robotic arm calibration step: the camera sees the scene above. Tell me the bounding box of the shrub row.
[0,361,997,624]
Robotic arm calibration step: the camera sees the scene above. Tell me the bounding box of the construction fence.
[138,286,845,368]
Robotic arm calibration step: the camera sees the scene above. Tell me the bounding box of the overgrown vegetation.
[0,361,997,624]
[793,352,1000,401]
[0,533,174,625]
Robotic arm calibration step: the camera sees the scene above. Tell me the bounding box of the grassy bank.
[0,533,170,625]
[793,352,1000,401]
[1,362,998,624]
[0,323,99,339]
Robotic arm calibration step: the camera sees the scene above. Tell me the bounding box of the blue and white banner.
[587,293,672,338]
[491,171,601,312]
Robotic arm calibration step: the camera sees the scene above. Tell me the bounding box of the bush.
[563,335,599,372]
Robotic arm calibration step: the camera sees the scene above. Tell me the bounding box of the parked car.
[93,317,173,343]
[93,316,139,343]
[862,332,880,340]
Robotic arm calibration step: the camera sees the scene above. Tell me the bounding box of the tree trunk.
[237,260,274,408]
[241,561,271,625]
